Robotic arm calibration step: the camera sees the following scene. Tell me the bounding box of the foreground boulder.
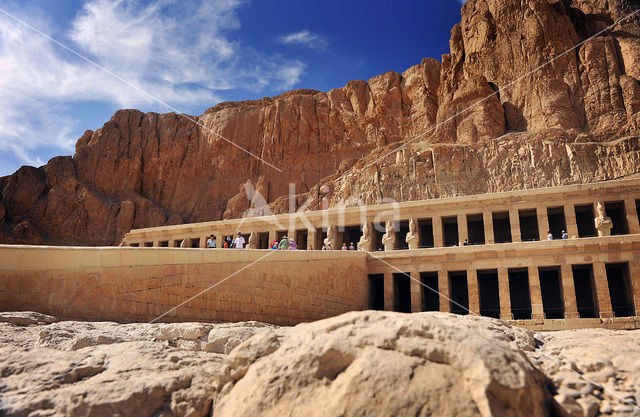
[212,311,558,417]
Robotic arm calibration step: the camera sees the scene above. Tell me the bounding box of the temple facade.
[120,178,640,330]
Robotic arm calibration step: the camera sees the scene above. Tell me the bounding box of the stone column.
[467,269,480,315]
[624,199,640,234]
[497,268,512,320]
[528,266,545,320]
[509,210,522,243]
[410,271,422,313]
[437,270,450,313]
[560,264,579,319]
[307,228,317,250]
[199,236,207,248]
[383,273,394,311]
[628,261,640,315]
[152,240,160,247]
[537,205,550,240]
[215,233,224,248]
[483,211,495,244]
[433,216,444,248]
[458,213,468,246]
[564,204,579,239]
[593,262,614,318]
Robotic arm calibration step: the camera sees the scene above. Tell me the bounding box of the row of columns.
[135,199,640,250]
[381,261,640,319]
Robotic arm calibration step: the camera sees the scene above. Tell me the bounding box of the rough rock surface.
[1,311,640,416]
[2,0,640,245]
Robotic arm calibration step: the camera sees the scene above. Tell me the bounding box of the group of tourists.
[547,230,569,240]
[206,232,245,249]
[270,235,307,250]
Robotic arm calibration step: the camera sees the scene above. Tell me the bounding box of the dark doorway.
[605,263,635,317]
[368,274,384,310]
[258,232,269,249]
[547,207,566,240]
[130,243,139,247]
[190,238,200,248]
[276,230,287,242]
[572,265,599,318]
[575,204,597,237]
[418,218,434,248]
[395,221,409,250]
[342,225,363,250]
[393,273,411,313]
[636,200,640,228]
[519,209,539,241]
[467,213,485,245]
[296,229,308,249]
[538,267,565,319]
[159,240,169,247]
[477,269,500,318]
[508,268,532,319]
[492,211,512,243]
[172,239,183,247]
[373,224,385,251]
[144,241,154,247]
[420,272,439,311]
[605,201,629,235]
[442,216,459,247]
[449,271,469,315]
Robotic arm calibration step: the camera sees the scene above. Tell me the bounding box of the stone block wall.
[0,246,369,325]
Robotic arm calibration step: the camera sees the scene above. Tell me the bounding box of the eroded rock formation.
[1,0,639,245]
[1,310,639,416]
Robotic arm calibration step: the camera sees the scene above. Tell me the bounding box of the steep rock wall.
[1,0,639,245]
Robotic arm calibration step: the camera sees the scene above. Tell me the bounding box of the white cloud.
[280,30,327,50]
[0,0,306,171]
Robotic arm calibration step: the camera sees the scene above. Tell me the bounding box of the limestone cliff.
[1,0,639,245]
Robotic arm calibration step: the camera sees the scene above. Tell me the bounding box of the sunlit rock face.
[1,0,639,246]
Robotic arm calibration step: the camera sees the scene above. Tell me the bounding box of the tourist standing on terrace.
[341,243,348,250]
[278,235,290,250]
[547,231,553,240]
[207,235,216,248]
[234,232,245,249]
[562,230,568,239]
[289,238,298,250]
[348,242,355,250]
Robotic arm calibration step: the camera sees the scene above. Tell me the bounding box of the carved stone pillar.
[383,273,394,311]
[381,220,396,251]
[483,211,495,244]
[467,269,479,315]
[509,210,522,243]
[560,264,579,319]
[497,268,512,320]
[528,266,545,320]
[410,271,422,313]
[593,262,613,318]
[405,219,419,249]
[438,270,450,313]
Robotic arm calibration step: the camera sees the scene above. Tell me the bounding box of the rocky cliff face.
[1,0,639,245]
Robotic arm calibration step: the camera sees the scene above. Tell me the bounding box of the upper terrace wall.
[0,246,368,325]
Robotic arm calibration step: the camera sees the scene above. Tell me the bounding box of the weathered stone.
[0,311,57,326]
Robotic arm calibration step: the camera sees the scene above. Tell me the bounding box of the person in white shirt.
[234,232,245,249]
[546,230,553,240]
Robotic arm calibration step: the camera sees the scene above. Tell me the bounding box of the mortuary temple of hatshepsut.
[2,177,640,331]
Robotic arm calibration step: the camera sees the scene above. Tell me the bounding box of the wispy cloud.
[0,0,306,171]
[279,30,328,50]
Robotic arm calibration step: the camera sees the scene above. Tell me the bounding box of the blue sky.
[0,0,463,177]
